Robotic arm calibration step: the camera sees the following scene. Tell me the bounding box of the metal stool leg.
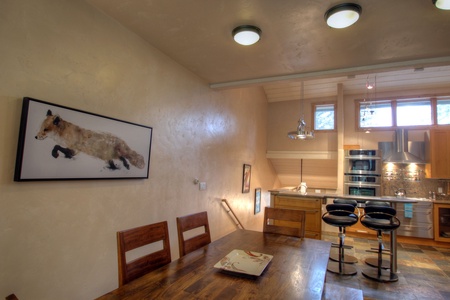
[362,230,398,282]
[327,227,357,276]
[329,227,358,264]
[365,232,390,269]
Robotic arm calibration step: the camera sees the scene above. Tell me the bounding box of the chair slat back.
[117,221,171,286]
[263,207,306,238]
[176,211,211,257]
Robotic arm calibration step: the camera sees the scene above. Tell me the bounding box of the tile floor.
[322,232,450,300]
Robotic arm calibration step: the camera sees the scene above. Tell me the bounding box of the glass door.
[434,204,450,242]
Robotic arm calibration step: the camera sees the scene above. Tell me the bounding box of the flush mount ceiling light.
[232,25,261,46]
[325,3,362,29]
[433,0,450,10]
[287,82,314,140]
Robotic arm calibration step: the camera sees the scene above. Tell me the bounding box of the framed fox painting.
[14,97,152,181]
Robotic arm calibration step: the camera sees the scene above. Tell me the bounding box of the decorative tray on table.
[213,249,273,276]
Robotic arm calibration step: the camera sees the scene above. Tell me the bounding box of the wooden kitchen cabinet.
[345,213,374,235]
[344,206,377,235]
[426,128,450,179]
[273,195,322,239]
[434,203,450,242]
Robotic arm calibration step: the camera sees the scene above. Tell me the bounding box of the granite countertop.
[269,189,450,204]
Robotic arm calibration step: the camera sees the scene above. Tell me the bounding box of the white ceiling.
[85,0,450,101]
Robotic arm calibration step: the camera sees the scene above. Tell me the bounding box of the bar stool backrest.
[333,198,357,208]
[326,203,356,216]
[363,205,397,219]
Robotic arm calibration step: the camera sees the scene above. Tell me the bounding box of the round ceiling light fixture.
[433,0,450,10]
[232,25,261,46]
[325,3,362,29]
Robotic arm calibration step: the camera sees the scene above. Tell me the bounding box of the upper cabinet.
[426,128,450,179]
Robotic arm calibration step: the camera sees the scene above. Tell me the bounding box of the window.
[359,101,392,128]
[313,103,335,131]
[396,99,431,126]
[357,96,448,130]
[437,98,450,125]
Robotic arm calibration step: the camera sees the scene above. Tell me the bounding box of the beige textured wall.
[268,97,338,152]
[0,0,279,299]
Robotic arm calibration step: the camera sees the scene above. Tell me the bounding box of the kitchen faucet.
[394,188,406,198]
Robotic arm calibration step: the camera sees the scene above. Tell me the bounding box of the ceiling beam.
[210,56,450,90]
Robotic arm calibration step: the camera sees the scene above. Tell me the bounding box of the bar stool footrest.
[331,243,353,249]
[327,261,357,276]
[370,247,390,252]
[365,257,390,269]
[366,249,392,256]
[329,252,358,264]
[362,268,398,282]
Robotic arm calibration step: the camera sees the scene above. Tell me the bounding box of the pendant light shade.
[433,0,450,10]
[287,118,315,140]
[325,3,362,29]
[287,82,314,140]
[232,25,261,46]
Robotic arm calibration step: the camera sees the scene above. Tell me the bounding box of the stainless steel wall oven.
[344,150,382,197]
[344,149,382,175]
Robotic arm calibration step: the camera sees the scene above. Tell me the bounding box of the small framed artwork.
[254,188,261,214]
[14,97,152,181]
[242,164,251,193]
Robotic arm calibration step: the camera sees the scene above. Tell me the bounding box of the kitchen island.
[270,189,428,273]
[270,188,432,204]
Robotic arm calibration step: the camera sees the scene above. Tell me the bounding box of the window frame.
[312,102,337,132]
[355,95,449,131]
[436,97,450,125]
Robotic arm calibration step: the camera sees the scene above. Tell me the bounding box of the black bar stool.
[322,203,359,275]
[328,199,359,264]
[360,206,401,282]
[364,201,391,269]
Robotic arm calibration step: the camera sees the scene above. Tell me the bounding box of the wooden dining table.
[96,229,331,300]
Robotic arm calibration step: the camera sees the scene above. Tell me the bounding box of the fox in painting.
[35,110,145,170]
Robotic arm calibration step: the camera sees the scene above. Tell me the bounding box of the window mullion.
[431,97,437,125]
[392,100,397,127]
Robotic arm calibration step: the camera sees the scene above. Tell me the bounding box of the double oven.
[344,149,382,197]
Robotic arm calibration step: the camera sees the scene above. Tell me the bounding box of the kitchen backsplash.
[382,163,450,200]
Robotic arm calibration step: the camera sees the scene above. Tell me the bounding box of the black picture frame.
[254,188,261,214]
[14,97,152,181]
[242,164,251,193]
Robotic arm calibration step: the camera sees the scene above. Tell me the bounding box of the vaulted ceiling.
[85,0,450,100]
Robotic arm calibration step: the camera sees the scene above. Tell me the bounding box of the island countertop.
[268,189,447,204]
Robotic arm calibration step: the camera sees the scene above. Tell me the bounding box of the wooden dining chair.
[263,207,306,238]
[176,211,211,257]
[117,221,171,286]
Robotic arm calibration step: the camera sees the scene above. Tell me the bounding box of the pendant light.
[325,3,362,29]
[287,82,314,140]
[361,75,376,127]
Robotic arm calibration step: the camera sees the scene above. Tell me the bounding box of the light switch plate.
[199,182,207,191]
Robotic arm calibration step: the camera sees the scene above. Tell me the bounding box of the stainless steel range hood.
[384,129,425,164]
